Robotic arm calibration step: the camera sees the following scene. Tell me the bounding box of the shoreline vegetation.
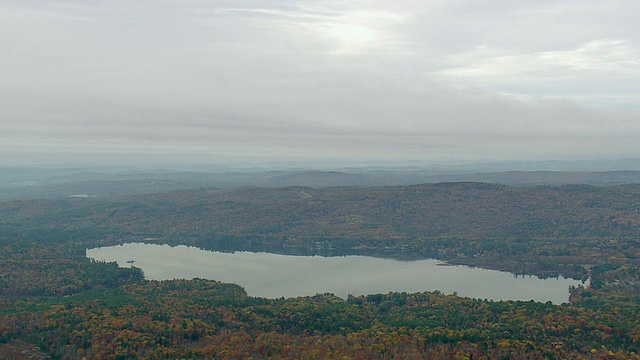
[87,242,584,304]
[1,182,639,358]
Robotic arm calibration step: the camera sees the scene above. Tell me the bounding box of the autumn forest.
[1,182,640,359]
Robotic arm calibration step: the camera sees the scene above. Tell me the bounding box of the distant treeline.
[1,182,640,280]
[2,182,640,358]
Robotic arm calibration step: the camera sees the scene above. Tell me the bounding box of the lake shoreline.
[87,242,585,304]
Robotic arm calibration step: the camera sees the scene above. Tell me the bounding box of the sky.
[1,0,639,167]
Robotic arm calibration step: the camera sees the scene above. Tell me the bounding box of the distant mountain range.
[2,166,640,200]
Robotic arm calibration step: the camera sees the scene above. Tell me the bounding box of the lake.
[87,243,585,304]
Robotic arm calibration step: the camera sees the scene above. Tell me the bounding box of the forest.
[1,182,640,358]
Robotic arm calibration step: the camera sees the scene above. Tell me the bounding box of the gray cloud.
[1,0,639,166]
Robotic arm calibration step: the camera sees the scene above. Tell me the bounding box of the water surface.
[87,243,584,304]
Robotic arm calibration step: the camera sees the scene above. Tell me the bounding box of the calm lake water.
[87,243,584,304]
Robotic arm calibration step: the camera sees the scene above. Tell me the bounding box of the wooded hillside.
[2,183,640,279]
[2,182,640,358]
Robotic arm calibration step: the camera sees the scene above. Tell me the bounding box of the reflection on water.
[87,243,585,304]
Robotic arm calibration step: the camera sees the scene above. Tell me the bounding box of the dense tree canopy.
[2,183,640,358]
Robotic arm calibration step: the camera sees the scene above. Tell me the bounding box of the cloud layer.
[1,0,639,165]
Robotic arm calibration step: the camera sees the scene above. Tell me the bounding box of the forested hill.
[2,182,640,280]
[2,182,640,242]
[2,182,640,358]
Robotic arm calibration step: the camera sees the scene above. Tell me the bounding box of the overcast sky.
[1,0,639,167]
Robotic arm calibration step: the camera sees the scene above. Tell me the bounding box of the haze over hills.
[3,0,640,357]
[3,159,640,200]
